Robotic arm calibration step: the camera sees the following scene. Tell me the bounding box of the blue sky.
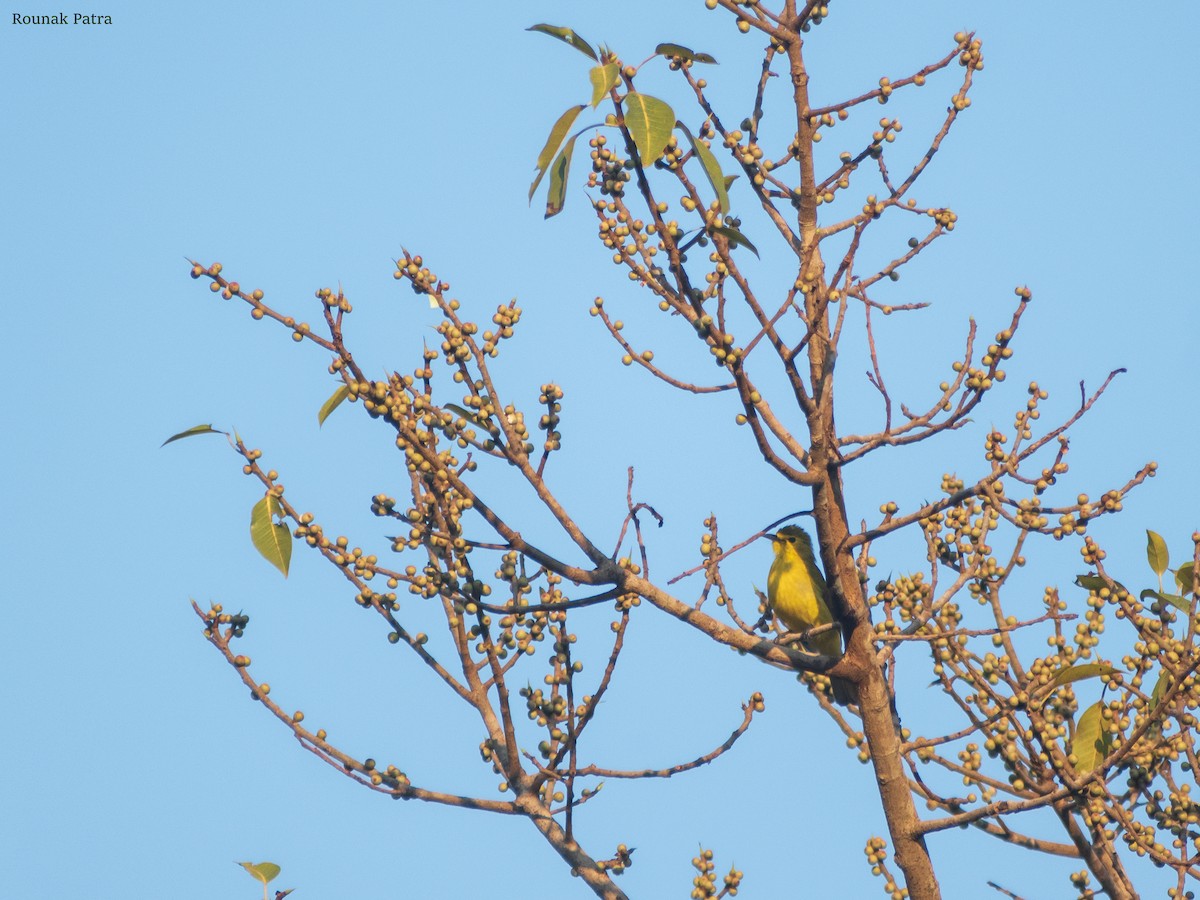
[4,2,1198,897]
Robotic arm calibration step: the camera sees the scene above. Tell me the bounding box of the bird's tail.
[830,675,858,707]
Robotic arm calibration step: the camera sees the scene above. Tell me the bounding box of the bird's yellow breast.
[768,545,840,658]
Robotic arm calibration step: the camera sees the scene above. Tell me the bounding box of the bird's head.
[770,524,814,559]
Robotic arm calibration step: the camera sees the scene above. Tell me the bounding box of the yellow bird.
[768,524,856,706]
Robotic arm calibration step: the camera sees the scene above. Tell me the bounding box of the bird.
[767,524,856,706]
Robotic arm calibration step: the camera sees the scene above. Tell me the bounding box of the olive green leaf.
[445,403,499,437]
[237,861,281,884]
[545,136,578,219]
[1175,561,1196,595]
[1051,663,1117,687]
[1148,671,1170,738]
[530,104,586,202]
[161,423,226,447]
[1071,701,1112,774]
[589,62,620,108]
[251,495,291,578]
[678,122,729,214]
[623,92,675,165]
[709,224,759,258]
[1139,588,1191,612]
[1150,670,1169,706]
[526,24,598,61]
[318,384,350,427]
[1146,529,1169,576]
[655,42,718,64]
[1074,573,1130,596]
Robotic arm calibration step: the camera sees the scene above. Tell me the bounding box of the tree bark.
[783,4,942,894]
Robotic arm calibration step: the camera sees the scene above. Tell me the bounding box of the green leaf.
[1074,573,1130,596]
[1162,592,1191,609]
[1150,670,1169,706]
[251,495,292,578]
[318,384,350,427]
[709,224,760,258]
[1148,670,1170,738]
[723,174,739,190]
[678,122,729,214]
[1147,529,1169,576]
[655,42,718,64]
[1071,701,1112,774]
[589,62,620,108]
[1140,588,1191,612]
[529,104,585,203]
[526,24,597,61]
[445,403,498,436]
[1051,663,1117,687]
[161,424,226,447]
[238,862,281,884]
[544,136,577,219]
[1175,561,1196,595]
[622,92,675,165]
